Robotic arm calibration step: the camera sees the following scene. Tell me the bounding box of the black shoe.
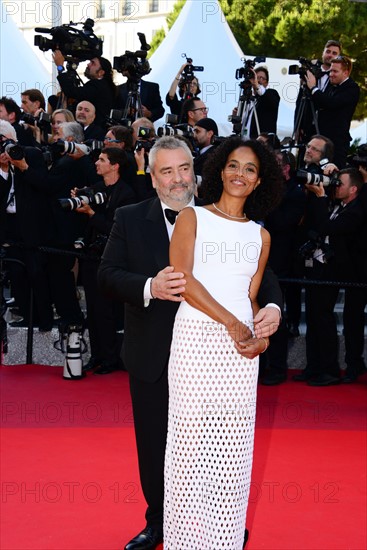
[292,370,315,382]
[341,374,358,384]
[243,528,249,548]
[308,374,340,386]
[124,526,163,550]
[94,361,124,375]
[82,356,101,372]
[261,372,287,385]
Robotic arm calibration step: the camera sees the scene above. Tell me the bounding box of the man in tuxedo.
[115,75,165,122]
[0,120,53,330]
[193,117,218,177]
[305,55,360,167]
[98,137,283,550]
[295,168,364,386]
[294,39,342,145]
[248,66,280,138]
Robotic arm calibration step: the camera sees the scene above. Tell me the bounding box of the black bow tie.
[164,208,179,225]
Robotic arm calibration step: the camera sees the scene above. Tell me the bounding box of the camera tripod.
[292,83,320,146]
[123,79,144,123]
[233,80,260,139]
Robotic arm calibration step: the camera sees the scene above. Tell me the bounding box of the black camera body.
[0,139,24,161]
[288,57,324,80]
[181,55,204,82]
[299,231,334,262]
[59,187,107,211]
[113,33,151,81]
[20,111,51,132]
[34,19,103,62]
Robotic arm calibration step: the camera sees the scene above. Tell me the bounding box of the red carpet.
[1,365,366,550]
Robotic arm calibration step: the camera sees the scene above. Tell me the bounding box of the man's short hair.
[338,167,364,192]
[255,66,269,81]
[101,147,128,177]
[149,136,193,173]
[0,96,21,122]
[331,55,352,74]
[324,39,342,50]
[60,122,84,142]
[310,134,334,161]
[21,89,46,110]
[0,119,17,140]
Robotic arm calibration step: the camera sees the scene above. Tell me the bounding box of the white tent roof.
[149,0,300,138]
[0,2,52,104]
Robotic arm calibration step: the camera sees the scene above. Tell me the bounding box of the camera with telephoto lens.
[59,187,107,211]
[157,124,193,140]
[288,57,324,80]
[34,19,102,62]
[20,111,51,132]
[296,169,341,187]
[0,138,24,160]
[113,33,151,81]
[52,139,91,156]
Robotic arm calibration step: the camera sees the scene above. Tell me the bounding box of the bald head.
[75,100,96,126]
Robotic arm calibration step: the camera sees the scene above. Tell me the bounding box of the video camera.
[34,19,103,62]
[59,187,107,211]
[235,56,266,82]
[0,138,24,161]
[288,57,324,81]
[113,33,151,81]
[181,53,204,81]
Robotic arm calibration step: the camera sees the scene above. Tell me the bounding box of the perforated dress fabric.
[164,207,262,550]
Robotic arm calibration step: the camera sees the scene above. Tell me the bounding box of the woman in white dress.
[164,137,283,550]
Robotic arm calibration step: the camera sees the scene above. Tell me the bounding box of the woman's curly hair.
[201,137,284,220]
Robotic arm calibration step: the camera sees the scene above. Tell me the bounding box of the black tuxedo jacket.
[194,146,216,176]
[98,198,282,383]
[0,147,52,246]
[311,78,360,167]
[250,88,280,138]
[115,80,165,122]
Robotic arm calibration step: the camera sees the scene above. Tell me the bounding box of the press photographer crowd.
[0,26,366,387]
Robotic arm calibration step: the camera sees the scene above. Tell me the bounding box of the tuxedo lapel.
[144,198,170,270]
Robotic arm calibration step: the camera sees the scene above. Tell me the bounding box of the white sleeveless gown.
[164,207,262,550]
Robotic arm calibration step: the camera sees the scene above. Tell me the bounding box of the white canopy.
[148,0,300,138]
[0,1,52,104]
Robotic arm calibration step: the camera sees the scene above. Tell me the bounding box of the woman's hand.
[234,337,269,359]
[225,318,252,344]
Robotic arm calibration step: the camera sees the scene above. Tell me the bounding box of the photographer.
[73,147,137,374]
[294,40,342,145]
[166,62,201,118]
[53,51,116,129]
[304,55,360,168]
[45,121,99,327]
[0,120,54,330]
[192,118,218,177]
[0,96,36,147]
[294,167,365,386]
[181,97,209,127]
[245,66,280,138]
[115,72,165,123]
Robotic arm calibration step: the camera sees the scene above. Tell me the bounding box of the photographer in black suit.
[0,120,53,330]
[296,168,364,386]
[115,75,165,123]
[304,55,360,168]
[53,51,116,129]
[98,137,283,550]
[73,147,136,374]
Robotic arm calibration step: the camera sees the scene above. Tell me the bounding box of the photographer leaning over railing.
[71,147,137,375]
